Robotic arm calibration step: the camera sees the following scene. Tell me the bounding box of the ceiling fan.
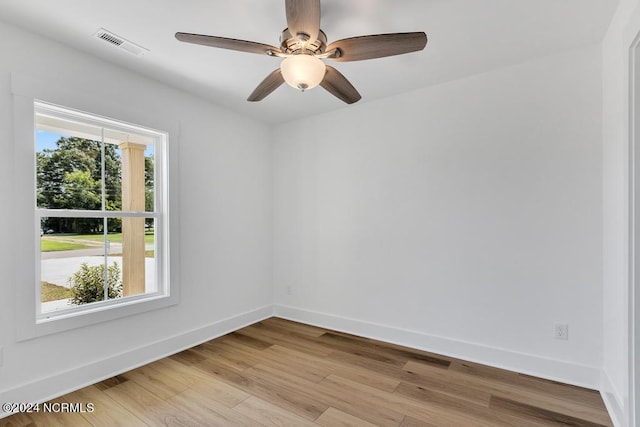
[175,0,427,104]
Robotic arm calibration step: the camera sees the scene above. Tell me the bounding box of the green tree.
[145,155,154,228]
[37,137,155,233]
[59,170,101,208]
[59,170,102,233]
[37,137,121,233]
[144,155,154,207]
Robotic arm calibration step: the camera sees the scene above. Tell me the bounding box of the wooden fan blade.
[326,32,427,62]
[175,32,280,56]
[320,66,361,104]
[285,0,321,41]
[247,69,285,102]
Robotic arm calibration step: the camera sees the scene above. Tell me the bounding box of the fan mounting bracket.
[280,28,327,55]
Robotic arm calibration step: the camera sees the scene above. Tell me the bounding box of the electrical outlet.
[0,347,3,367]
[554,323,568,340]
[286,286,292,295]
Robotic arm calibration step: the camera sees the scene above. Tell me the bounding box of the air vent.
[98,31,123,46]
[94,28,149,57]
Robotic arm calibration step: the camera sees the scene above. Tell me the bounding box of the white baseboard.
[600,370,627,427]
[273,304,602,390]
[0,305,274,419]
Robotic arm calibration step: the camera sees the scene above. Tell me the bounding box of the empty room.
[0,0,637,426]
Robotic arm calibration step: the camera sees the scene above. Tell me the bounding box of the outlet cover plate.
[554,323,568,340]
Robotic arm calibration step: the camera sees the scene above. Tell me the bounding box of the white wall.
[0,19,273,407]
[273,45,604,388]
[602,1,640,426]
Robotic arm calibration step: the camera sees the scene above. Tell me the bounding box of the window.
[34,101,169,321]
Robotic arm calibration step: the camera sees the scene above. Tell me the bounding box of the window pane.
[110,217,155,297]
[115,142,155,213]
[40,217,106,314]
[145,218,157,293]
[145,144,155,212]
[105,142,155,213]
[106,217,124,300]
[105,143,122,211]
[36,134,103,212]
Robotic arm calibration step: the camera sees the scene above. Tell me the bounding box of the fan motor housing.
[280,28,327,55]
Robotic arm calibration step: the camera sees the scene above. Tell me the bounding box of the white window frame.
[34,101,168,321]
[12,73,180,341]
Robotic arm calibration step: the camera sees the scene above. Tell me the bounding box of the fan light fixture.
[280,54,326,91]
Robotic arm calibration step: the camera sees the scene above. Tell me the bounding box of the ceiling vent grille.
[94,28,149,57]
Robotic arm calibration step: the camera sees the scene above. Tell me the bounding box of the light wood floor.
[1,317,612,426]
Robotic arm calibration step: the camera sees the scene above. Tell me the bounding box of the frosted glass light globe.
[280,54,326,91]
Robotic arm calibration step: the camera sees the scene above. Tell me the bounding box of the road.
[41,244,123,259]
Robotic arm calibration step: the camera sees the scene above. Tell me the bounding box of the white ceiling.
[0,0,618,124]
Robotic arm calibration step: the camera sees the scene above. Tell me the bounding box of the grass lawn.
[69,232,155,244]
[41,232,154,253]
[41,239,93,252]
[41,281,73,302]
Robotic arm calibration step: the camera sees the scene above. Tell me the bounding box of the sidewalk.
[40,253,156,314]
[41,255,156,289]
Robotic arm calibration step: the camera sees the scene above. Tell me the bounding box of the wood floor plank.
[195,357,328,421]
[244,363,406,427]
[0,412,35,427]
[315,332,411,367]
[490,395,610,427]
[190,340,261,372]
[327,348,452,392]
[315,407,378,427]
[400,415,439,427]
[450,360,605,408]
[488,380,610,425]
[167,388,259,426]
[404,359,612,426]
[313,327,456,365]
[263,317,328,337]
[316,331,451,368]
[252,359,470,427]
[238,366,329,421]
[0,318,613,426]
[168,348,207,366]
[103,381,201,426]
[192,357,255,388]
[187,376,251,408]
[120,360,192,401]
[150,357,219,387]
[312,378,406,426]
[225,331,274,350]
[233,396,319,426]
[395,381,491,409]
[399,364,492,407]
[257,352,329,383]
[322,374,505,427]
[266,344,400,392]
[236,324,333,357]
[63,384,147,427]
[513,373,607,409]
[221,340,331,384]
[93,374,129,391]
[392,381,547,426]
